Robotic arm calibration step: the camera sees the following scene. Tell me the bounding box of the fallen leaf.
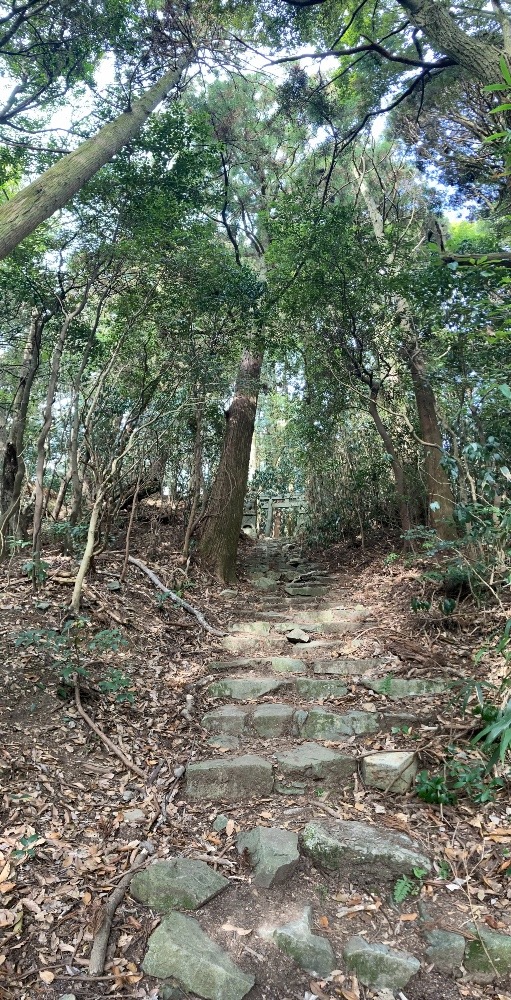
[400,912,418,921]
[39,970,55,984]
[0,883,16,894]
[309,981,329,999]
[221,922,251,936]
[206,833,221,846]
[0,864,10,884]
[225,819,235,837]
[318,915,329,928]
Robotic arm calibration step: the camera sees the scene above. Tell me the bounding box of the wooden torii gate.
[242,494,307,538]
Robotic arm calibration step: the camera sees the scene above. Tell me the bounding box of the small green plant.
[410,596,431,612]
[435,860,452,881]
[15,623,130,701]
[98,669,134,704]
[416,751,506,806]
[416,770,455,805]
[384,551,400,566]
[22,558,49,583]
[393,866,428,903]
[391,724,413,735]
[12,833,45,861]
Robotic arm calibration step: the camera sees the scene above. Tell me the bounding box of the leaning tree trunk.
[198,349,262,583]
[403,340,457,540]
[0,54,191,261]
[368,388,411,535]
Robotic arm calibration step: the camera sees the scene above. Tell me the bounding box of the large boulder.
[300,819,430,885]
[131,858,228,912]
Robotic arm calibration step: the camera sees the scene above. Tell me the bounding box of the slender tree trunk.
[403,339,457,539]
[199,349,262,583]
[32,291,89,570]
[368,388,411,535]
[183,401,204,559]
[0,310,45,553]
[0,55,191,261]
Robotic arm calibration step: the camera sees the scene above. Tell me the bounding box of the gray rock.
[275,743,355,794]
[231,621,271,635]
[343,937,420,989]
[270,657,307,673]
[207,658,264,673]
[300,819,430,884]
[273,621,317,633]
[237,826,299,887]
[173,765,186,779]
[425,929,465,974]
[252,578,278,592]
[219,589,238,599]
[202,706,248,735]
[207,677,288,700]
[273,906,336,976]
[160,981,188,999]
[286,627,310,644]
[212,814,229,832]
[464,925,511,980]
[299,707,379,739]
[143,912,255,1000]
[123,808,146,824]
[252,704,293,737]
[131,858,228,912]
[361,752,417,793]
[58,995,77,1000]
[206,735,240,750]
[284,585,328,597]
[312,658,383,675]
[186,754,274,801]
[362,677,450,698]
[294,678,348,699]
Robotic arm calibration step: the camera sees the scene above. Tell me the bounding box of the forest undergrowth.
[0,511,510,1000]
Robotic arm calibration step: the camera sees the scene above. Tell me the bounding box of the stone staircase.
[131,539,511,1000]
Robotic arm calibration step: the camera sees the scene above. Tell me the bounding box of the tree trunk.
[0,55,191,261]
[32,291,89,570]
[0,310,44,552]
[198,349,262,583]
[368,388,411,535]
[403,339,457,539]
[397,0,506,86]
[183,401,204,559]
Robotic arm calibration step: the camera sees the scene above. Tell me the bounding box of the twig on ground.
[128,555,226,636]
[73,673,146,781]
[88,854,149,976]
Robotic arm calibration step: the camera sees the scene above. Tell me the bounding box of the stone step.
[201,701,417,739]
[207,656,388,676]
[186,747,421,801]
[220,631,361,654]
[361,676,451,698]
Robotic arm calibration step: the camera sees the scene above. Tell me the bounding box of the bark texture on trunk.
[403,340,457,539]
[198,349,262,583]
[0,55,190,261]
[0,310,44,551]
[397,0,505,84]
[368,388,411,534]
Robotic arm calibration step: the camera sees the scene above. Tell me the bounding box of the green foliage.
[22,559,49,583]
[393,867,428,903]
[15,622,130,700]
[416,749,507,806]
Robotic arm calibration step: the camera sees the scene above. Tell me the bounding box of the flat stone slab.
[275,743,356,793]
[143,912,255,999]
[253,703,293,737]
[362,677,450,698]
[361,751,418,793]
[284,585,329,597]
[206,735,239,750]
[231,621,272,635]
[186,755,274,801]
[286,627,311,643]
[300,819,430,883]
[207,658,265,673]
[270,656,307,673]
[272,906,336,976]
[207,677,289,700]
[425,929,465,974]
[343,936,420,989]
[299,707,380,739]
[313,658,384,675]
[252,578,278,592]
[202,706,248,735]
[131,858,228,912]
[294,678,348,699]
[237,826,299,887]
[464,924,511,980]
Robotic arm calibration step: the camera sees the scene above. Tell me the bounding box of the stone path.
[132,539,511,999]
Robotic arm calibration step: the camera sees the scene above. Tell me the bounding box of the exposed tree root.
[88,854,149,976]
[73,673,147,781]
[128,555,226,636]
